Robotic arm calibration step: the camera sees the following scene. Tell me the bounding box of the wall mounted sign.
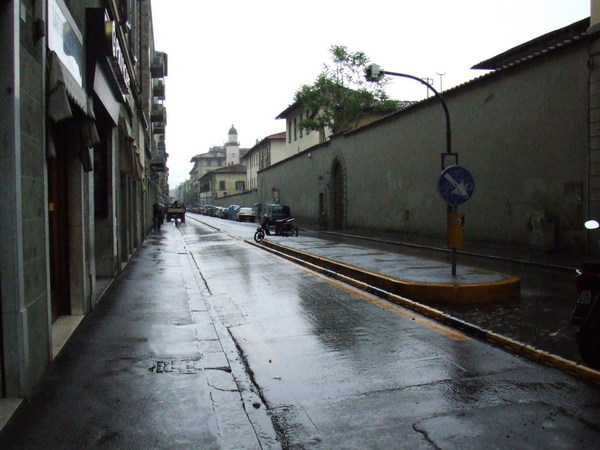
[48,0,83,86]
[104,20,132,94]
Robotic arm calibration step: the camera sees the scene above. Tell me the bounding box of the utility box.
[527,210,555,251]
[447,213,465,249]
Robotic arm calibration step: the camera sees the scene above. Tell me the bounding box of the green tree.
[294,45,399,135]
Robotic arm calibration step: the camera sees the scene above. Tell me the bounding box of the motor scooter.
[254,217,298,243]
[571,219,600,368]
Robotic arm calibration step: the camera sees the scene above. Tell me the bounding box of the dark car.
[262,204,291,225]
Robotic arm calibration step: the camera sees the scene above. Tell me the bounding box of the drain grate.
[148,359,203,374]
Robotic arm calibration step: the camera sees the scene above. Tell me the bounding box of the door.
[48,127,72,322]
[332,160,345,230]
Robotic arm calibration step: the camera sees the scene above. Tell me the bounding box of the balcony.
[150,141,166,172]
[151,103,166,123]
[150,157,167,173]
[151,52,168,78]
[153,79,165,100]
[153,122,166,134]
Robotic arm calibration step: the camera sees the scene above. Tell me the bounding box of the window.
[235,181,245,191]
[288,121,292,143]
[293,118,297,141]
[299,112,303,138]
[219,180,226,190]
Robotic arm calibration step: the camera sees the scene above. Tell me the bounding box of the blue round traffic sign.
[438,165,475,206]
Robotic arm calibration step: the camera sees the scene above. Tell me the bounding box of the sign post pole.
[438,165,475,276]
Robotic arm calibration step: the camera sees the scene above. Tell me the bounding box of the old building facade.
[190,126,250,206]
[0,0,168,398]
[198,164,247,203]
[276,103,330,156]
[242,132,286,191]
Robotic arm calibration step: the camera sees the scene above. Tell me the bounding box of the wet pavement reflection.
[195,214,581,363]
[325,230,582,362]
[181,217,600,448]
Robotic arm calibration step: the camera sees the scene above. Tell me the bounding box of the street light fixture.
[366,64,460,276]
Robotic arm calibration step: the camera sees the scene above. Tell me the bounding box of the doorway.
[48,125,72,322]
[332,159,346,230]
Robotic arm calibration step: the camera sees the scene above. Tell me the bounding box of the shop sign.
[104,20,131,94]
[48,0,83,86]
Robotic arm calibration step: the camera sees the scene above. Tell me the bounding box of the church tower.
[225,124,240,165]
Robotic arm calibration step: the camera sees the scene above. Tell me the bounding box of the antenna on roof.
[422,77,434,98]
[437,71,446,92]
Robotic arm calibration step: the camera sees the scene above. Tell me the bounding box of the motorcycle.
[570,219,600,368]
[254,217,299,243]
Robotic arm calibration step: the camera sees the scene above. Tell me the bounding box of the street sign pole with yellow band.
[438,166,475,276]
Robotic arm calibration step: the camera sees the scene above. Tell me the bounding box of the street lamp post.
[366,64,451,154]
[366,64,459,276]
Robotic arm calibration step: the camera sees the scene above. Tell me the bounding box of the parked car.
[262,204,291,225]
[236,207,256,222]
[216,207,228,218]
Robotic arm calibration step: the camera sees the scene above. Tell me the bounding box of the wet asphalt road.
[2,217,599,448]
[195,214,581,364]
[180,217,600,447]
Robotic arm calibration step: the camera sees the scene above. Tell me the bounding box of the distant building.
[190,147,226,182]
[198,164,247,203]
[242,132,287,191]
[189,125,249,205]
[226,124,241,165]
[275,99,398,159]
[276,103,331,156]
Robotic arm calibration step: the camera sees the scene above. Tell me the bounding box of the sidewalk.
[319,228,581,271]
[0,227,274,448]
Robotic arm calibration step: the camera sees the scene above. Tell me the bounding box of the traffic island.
[252,238,520,304]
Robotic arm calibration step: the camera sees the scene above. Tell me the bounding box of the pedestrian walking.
[152,202,165,231]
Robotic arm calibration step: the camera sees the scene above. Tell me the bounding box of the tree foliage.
[294,45,399,134]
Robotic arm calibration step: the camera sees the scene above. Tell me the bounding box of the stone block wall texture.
[258,42,589,251]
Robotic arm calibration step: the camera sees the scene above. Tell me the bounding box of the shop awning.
[47,51,89,120]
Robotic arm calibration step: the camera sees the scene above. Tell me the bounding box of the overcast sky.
[151,0,590,188]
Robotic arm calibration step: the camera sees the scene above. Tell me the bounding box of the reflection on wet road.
[181,218,600,448]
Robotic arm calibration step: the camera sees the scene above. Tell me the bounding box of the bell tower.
[225,124,240,165]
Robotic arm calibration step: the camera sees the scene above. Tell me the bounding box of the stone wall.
[257,41,589,253]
